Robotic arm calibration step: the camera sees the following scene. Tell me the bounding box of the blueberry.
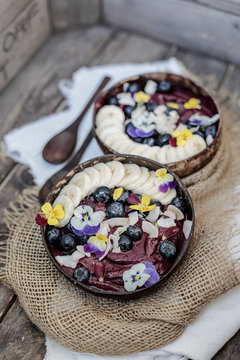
[106,96,118,106]
[116,189,130,204]
[193,130,205,139]
[126,225,142,241]
[107,202,125,218]
[73,267,90,284]
[143,137,155,146]
[132,137,143,143]
[159,240,176,259]
[151,200,163,211]
[76,234,89,245]
[65,221,74,233]
[47,227,61,245]
[155,133,171,147]
[58,234,76,254]
[118,235,133,252]
[146,101,157,112]
[124,105,135,118]
[93,186,112,203]
[157,81,172,93]
[171,196,188,213]
[205,125,217,138]
[128,82,141,93]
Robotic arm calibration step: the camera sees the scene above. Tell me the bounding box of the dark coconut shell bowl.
[42,154,195,299]
[93,73,221,178]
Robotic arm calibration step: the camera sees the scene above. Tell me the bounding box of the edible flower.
[131,107,156,134]
[35,202,65,226]
[166,102,179,110]
[123,262,160,291]
[129,194,156,213]
[70,205,104,236]
[172,128,193,146]
[113,187,123,200]
[184,97,201,110]
[84,233,109,258]
[189,113,220,127]
[134,91,150,103]
[155,168,177,193]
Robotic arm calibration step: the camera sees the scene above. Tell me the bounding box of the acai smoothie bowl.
[93,73,221,177]
[36,155,194,299]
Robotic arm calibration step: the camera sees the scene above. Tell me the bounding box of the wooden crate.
[0,0,51,93]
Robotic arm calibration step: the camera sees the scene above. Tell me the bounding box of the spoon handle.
[68,75,111,131]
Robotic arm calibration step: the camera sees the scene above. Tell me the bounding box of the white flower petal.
[74,205,93,218]
[131,263,146,275]
[88,211,102,226]
[70,216,86,230]
[137,273,150,287]
[124,279,138,292]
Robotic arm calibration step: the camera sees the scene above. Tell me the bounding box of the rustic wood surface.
[0,0,51,93]
[0,25,240,359]
[103,0,240,65]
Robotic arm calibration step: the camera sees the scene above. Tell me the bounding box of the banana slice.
[96,105,125,123]
[58,184,81,208]
[185,135,207,158]
[157,146,169,163]
[69,172,91,196]
[159,189,177,205]
[119,164,142,188]
[107,161,125,187]
[96,117,123,131]
[175,146,187,161]
[166,147,179,163]
[100,127,122,142]
[127,166,151,191]
[94,163,112,184]
[82,167,100,195]
[53,195,74,227]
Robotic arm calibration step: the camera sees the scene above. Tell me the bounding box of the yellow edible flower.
[172,128,193,146]
[134,91,150,103]
[129,194,156,213]
[41,202,65,226]
[184,97,201,110]
[155,168,173,183]
[166,102,179,110]
[113,187,123,200]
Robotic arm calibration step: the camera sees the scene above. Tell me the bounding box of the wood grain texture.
[0,299,45,360]
[0,0,51,93]
[50,0,100,31]
[0,0,32,32]
[103,0,240,65]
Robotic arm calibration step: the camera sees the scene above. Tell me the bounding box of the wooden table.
[0,25,239,360]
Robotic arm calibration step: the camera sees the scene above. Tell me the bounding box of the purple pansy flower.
[70,205,103,236]
[123,262,160,292]
[155,168,177,193]
[84,233,108,258]
[126,123,155,138]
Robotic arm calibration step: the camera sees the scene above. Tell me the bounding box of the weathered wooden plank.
[0,299,45,360]
[103,0,240,65]
[91,31,170,65]
[0,0,51,93]
[0,0,31,32]
[195,0,240,16]
[50,0,100,31]
[0,26,113,180]
[175,48,227,90]
[0,284,15,323]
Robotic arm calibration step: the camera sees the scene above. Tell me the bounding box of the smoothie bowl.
[93,73,221,177]
[36,155,194,299]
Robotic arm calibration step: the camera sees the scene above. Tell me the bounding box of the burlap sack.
[0,107,240,356]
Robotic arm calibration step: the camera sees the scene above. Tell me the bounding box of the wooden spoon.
[42,76,111,164]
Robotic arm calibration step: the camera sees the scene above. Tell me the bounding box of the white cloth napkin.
[3,59,240,360]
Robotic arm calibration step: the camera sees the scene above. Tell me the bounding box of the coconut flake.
[144,80,157,95]
[114,226,128,237]
[98,221,110,236]
[183,220,193,239]
[167,205,184,220]
[109,233,120,249]
[142,221,158,238]
[117,92,135,106]
[206,134,214,146]
[55,255,78,269]
[163,210,176,220]
[128,211,139,225]
[107,217,129,227]
[146,206,161,222]
[157,217,176,228]
[112,247,121,253]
